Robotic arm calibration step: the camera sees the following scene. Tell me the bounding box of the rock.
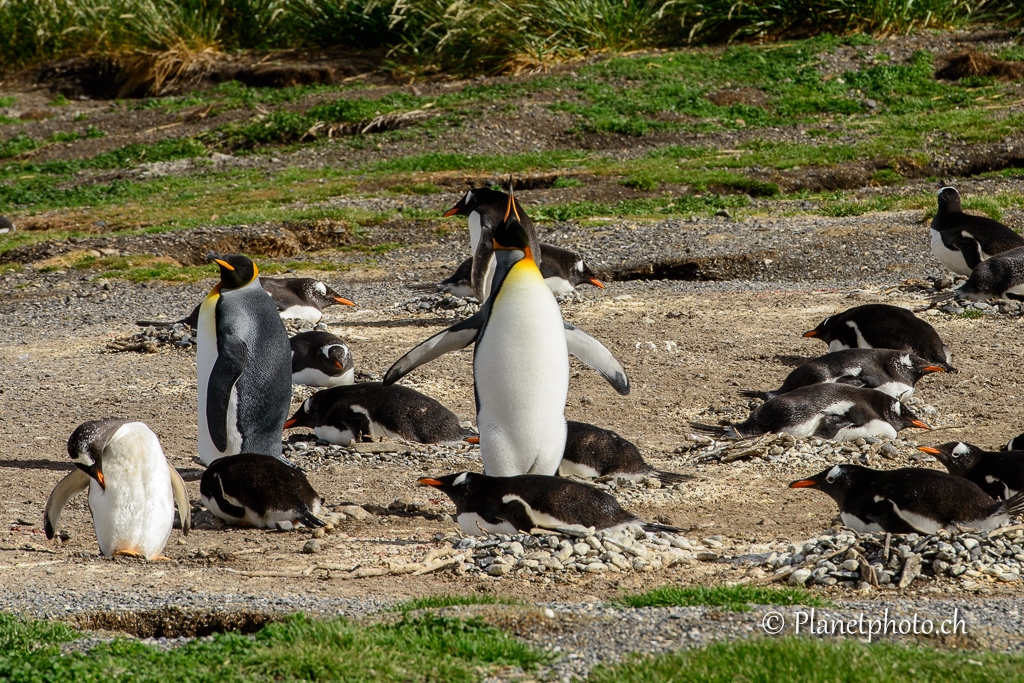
[302,539,321,554]
[696,551,718,562]
[898,554,922,588]
[487,563,512,576]
[789,568,813,586]
[336,505,373,521]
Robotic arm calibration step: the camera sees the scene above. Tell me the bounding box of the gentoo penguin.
[740,349,953,402]
[200,454,325,529]
[197,253,292,465]
[931,245,1024,303]
[0,216,15,234]
[918,442,1024,501]
[290,331,354,387]
[803,304,953,366]
[261,277,355,323]
[560,421,691,483]
[284,382,463,445]
[418,472,681,535]
[385,185,629,476]
[44,419,190,559]
[930,187,1024,275]
[691,383,929,441]
[1009,433,1024,451]
[443,186,543,302]
[789,464,1024,534]
[414,243,605,299]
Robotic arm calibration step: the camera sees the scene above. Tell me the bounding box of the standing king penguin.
[385,182,629,476]
[197,253,292,465]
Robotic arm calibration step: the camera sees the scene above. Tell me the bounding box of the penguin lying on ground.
[691,384,929,441]
[45,419,190,559]
[930,187,1024,275]
[419,472,681,535]
[740,349,953,402]
[284,382,464,445]
[0,216,15,234]
[931,245,1024,303]
[197,253,292,465]
[803,304,952,366]
[200,454,325,530]
[918,442,1024,501]
[385,183,629,476]
[290,331,354,387]
[790,464,1024,534]
[560,421,691,484]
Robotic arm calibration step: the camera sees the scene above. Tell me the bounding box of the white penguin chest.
[930,228,972,275]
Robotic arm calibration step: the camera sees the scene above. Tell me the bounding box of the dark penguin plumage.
[740,349,953,402]
[284,382,463,445]
[196,253,293,465]
[560,421,691,484]
[1009,433,1024,451]
[419,472,681,536]
[802,304,952,366]
[290,331,354,387]
[932,245,1024,303]
[0,216,15,234]
[919,442,1024,501]
[691,383,929,441]
[200,454,325,529]
[261,277,355,323]
[930,187,1024,276]
[790,464,1024,534]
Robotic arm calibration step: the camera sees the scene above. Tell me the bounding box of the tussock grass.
[614,585,827,611]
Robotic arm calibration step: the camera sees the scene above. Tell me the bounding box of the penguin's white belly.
[280,305,322,323]
[444,283,475,298]
[931,229,972,275]
[292,366,354,387]
[544,276,574,295]
[833,420,897,442]
[196,295,221,464]
[558,460,601,478]
[1003,281,1024,297]
[314,424,356,445]
[874,380,913,401]
[476,271,569,476]
[841,512,883,534]
[457,512,518,536]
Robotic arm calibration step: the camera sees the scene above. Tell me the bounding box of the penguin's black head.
[790,464,863,504]
[208,253,258,290]
[882,397,930,432]
[442,187,509,218]
[492,181,532,257]
[570,258,605,289]
[67,418,129,490]
[897,353,956,380]
[937,186,961,214]
[801,316,831,342]
[324,343,353,371]
[918,442,983,476]
[418,472,476,509]
[283,397,315,430]
[304,279,355,308]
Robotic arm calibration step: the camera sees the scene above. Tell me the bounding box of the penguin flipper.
[168,464,192,536]
[563,322,630,395]
[44,469,91,540]
[207,337,248,452]
[383,312,484,385]
[835,376,867,389]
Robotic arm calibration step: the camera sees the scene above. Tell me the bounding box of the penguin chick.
[45,419,190,559]
[691,384,929,441]
[930,187,1024,275]
[918,442,1024,501]
[261,277,355,323]
[200,454,325,530]
[740,349,953,402]
[419,471,681,536]
[931,245,1024,304]
[790,464,1024,534]
[560,421,692,484]
[802,304,953,366]
[290,331,354,387]
[284,382,464,445]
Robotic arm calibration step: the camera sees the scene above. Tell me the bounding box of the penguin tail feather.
[641,522,684,534]
[407,283,440,293]
[928,290,959,304]
[688,422,740,439]
[652,470,694,484]
[738,389,769,400]
[297,507,326,528]
[997,490,1024,519]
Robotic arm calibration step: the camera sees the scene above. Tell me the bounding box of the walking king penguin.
[44,419,191,560]
[385,182,629,476]
[197,253,292,465]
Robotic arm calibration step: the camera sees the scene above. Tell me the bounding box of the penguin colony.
[40,184,1024,571]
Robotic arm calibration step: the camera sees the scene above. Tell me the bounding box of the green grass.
[959,309,986,319]
[392,595,525,612]
[589,638,1024,683]
[614,585,828,612]
[0,613,79,655]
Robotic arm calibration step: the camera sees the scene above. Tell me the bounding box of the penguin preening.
[197,253,292,465]
[930,187,1024,276]
[740,349,952,402]
[284,382,464,446]
[691,383,929,441]
[385,183,629,476]
[803,304,953,367]
[419,472,681,535]
[919,442,1024,501]
[931,245,1024,303]
[790,464,1024,534]
[290,330,355,387]
[44,419,190,559]
[200,454,325,530]
[560,421,691,484]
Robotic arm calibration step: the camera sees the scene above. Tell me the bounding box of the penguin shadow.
[0,459,74,472]
[177,468,206,482]
[338,318,457,329]
[774,354,815,368]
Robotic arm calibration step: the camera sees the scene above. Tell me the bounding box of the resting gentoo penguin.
[197,253,292,465]
[803,304,952,366]
[261,277,354,323]
[419,472,681,535]
[284,382,463,445]
[385,185,629,476]
[290,331,354,387]
[931,246,1024,303]
[930,187,1024,275]
[560,421,691,483]
[919,442,1024,501]
[740,349,952,402]
[1009,433,1024,451]
[691,384,929,441]
[790,464,1024,534]
[200,454,325,529]
[44,419,190,559]
[0,216,15,234]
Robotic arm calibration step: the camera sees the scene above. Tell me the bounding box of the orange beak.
[465,437,479,444]
[911,420,931,430]
[789,479,817,488]
[442,206,460,218]
[802,330,818,338]
[589,278,605,289]
[335,297,355,305]
[214,259,234,271]
[335,361,344,370]
[96,470,106,490]
[917,446,941,454]
[923,366,946,373]
[284,418,298,429]
[418,478,443,486]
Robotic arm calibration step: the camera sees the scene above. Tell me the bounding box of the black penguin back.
[200,454,323,522]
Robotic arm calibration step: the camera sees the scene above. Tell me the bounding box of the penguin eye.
[826,475,836,483]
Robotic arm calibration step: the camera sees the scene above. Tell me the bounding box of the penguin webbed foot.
[113,549,146,559]
[653,470,694,485]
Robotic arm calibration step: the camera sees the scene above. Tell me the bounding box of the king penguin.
[385,182,629,476]
[44,418,191,560]
[197,253,292,465]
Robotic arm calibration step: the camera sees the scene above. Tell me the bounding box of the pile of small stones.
[106,322,195,353]
[399,294,480,318]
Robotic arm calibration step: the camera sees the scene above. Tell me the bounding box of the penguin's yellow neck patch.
[204,283,222,304]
